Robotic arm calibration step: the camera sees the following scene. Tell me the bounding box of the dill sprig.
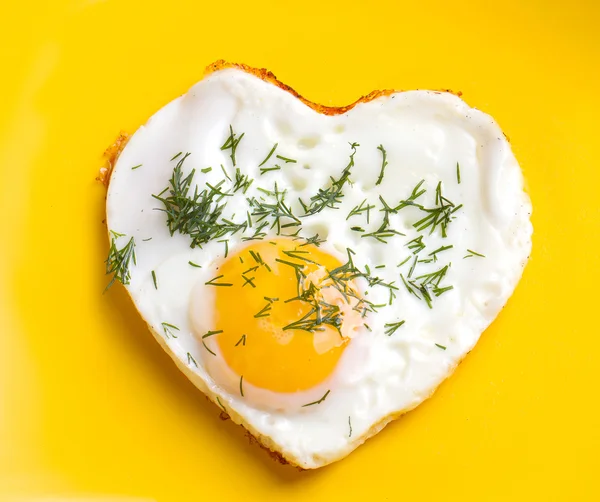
[384,320,405,336]
[254,302,272,318]
[361,206,405,243]
[220,125,244,166]
[187,352,198,366]
[232,168,253,193]
[283,300,343,334]
[205,275,233,287]
[258,143,278,167]
[413,182,462,237]
[259,165,281,175]
[393,179,426,211]
[400,264,453,308]
[360,196,405,243]
[161,322,180,339]
[220,164,232,181]
[248,183,301,235]
[406,235,426,254]
[300,142,359,216]
[153,154,247,248]
[302,389,330,407]
[428,245,453,260]
[347,199,375,223]
[276,154,297,164]
[201,330,223,356]
[464,249,486,258]
[242,221,269,241]
[375,145,388,185]
[299,233,326,247]
[105,231,136,290]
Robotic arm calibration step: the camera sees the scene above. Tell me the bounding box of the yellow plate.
[1,0,599,499]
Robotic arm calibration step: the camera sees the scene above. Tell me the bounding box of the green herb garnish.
[464,249,486,258]
[153,154,247,248]
[220,125,244,166]
[302,390,330,407]
[375,145,388,186]
[161,322,179,339]
[259,165,281,175]
[276,154,297,164]
[347,199,375,223]
[105,231,136,290]
[187,352,198,366]
[248,183,300,235]
[300,142,359,215]
[384,320,405,336]
[258,143,278,167]
[413,182,462,237]
[205,275,233,287]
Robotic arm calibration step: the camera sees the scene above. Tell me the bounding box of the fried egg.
[105,62,532,469]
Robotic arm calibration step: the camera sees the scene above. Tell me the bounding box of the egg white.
[106,67,532,469]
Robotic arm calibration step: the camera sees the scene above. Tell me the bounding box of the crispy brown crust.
[205,59,399,116]
[97,132,130,186]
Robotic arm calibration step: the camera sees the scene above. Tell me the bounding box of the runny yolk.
[211,239,362,393]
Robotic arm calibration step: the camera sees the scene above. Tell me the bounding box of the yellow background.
[1,0,598,500]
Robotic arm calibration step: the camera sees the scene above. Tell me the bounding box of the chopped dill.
[302,390,330,407]
[105,231,136,291]
[464,249,486,258]
[187,352,198,366]
[258,143,278,167]
[205,275,233,287]
[276,154,297,164]
[413,182,462,237]
[220,125,244,166]
[375,145,388,185]
[384,320,405,336]
[300,142,359,215]
[161,322,179,339]
[347,199,375,223]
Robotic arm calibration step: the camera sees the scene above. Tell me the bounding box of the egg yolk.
[210,239,362,393]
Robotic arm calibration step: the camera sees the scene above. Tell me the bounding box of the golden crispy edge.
[97,132,130,186]
[100,60,468,468]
